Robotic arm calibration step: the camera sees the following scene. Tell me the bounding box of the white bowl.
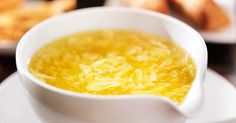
[16,7,207,123]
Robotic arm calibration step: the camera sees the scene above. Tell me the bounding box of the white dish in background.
[105,0,236,44]
[0,69,236,123]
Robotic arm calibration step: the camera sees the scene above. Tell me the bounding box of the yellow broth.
[28,30,196,104]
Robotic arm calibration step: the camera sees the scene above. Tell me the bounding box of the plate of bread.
[0,0,76,54]
[106,0,236,44]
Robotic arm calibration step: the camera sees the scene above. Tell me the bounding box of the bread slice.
[170,0,206,27]
[0,0,23,12]
[0,0,76,41]
[170,0,230,31]
[123,0,169,13]
[204,0,230,30]
[40,0,77,14]
[0,9,53,41]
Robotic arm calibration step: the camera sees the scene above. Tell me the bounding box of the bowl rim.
[16,7,208,117]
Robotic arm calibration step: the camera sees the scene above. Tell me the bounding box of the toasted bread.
[170,0,230,31]
[170,0,207,28]
[204,0,230,30]
[0,9,53,41]
[40,0,77,13]
[0,0,23,12]
[0,0,76,41]
[123,0,169,13]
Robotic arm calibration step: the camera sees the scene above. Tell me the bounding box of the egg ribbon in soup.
[28,30,196,105]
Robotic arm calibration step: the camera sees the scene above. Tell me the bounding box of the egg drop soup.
[28,30,196,104]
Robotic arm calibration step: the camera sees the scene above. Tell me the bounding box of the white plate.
[0,69,236,123]
[105,0,236,44]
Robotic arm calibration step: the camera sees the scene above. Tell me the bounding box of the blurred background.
[0,0,235,87]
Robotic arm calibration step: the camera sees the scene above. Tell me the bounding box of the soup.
[28,30,196,104]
